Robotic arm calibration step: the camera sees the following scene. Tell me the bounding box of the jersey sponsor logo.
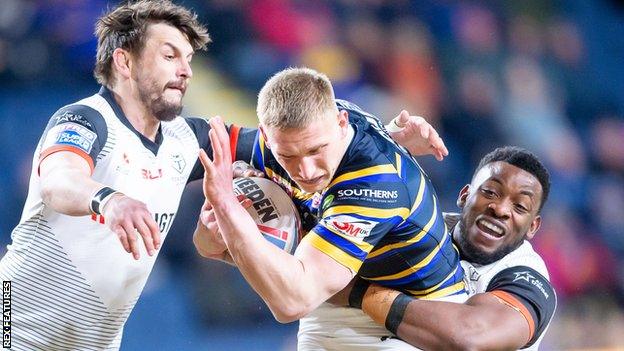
[170,153,186,174]
[154,212,176,233]
[55,111,93,128]
[513,271,550,299]
[43,122,97,154]
[234,178,280,222]
[337,189,399,199]
[321,194,334,211]
[321,215,378,239]
[141,168,163,180]
[91,212,176,233]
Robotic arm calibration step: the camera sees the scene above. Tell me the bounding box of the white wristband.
[99,191,121,215]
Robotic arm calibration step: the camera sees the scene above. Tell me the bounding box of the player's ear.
[338,110,349,136]
[112,48,132,80]
[259,124,271,149]
[525,215,541,240]
[457,184,470,208]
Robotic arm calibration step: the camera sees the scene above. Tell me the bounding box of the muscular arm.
[39,152,103,216]
[198,117,353,322]
[208,194,353,322]
[362,286,529,351]
[359,265,556,351]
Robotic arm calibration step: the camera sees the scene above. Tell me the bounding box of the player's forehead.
[472,162,542,197]
[143,22,193,55]
[268,120,335,153]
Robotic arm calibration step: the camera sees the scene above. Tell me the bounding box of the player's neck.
[340,124,355,156]
[109,85,160,142]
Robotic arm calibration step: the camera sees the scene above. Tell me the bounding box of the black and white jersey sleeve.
[185,117,259,182]
[39,104,108,172]
[486,266,557,349]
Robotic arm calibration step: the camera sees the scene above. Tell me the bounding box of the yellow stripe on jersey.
[368,195,438,258]
[410,172,426,215]
[417,281,466,300]
[323,205,410,220]
[304,230,363,272]
[395,153,402,179]
[328,164,397,188]
[366,218,446,279]
[259,134,266,161]
[405,265,462,296]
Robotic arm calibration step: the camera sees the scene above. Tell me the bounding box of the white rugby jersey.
[0,87,254,350]
[461,240,557,350]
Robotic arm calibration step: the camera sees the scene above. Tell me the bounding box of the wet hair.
[94,0,210,86]
[475,146,551,212]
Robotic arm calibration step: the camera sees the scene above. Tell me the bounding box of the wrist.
[211,195,239,213]
[90,186,121,215]
[361,285,402,327]
[384,293,411,335]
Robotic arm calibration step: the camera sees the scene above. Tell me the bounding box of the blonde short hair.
[257,67,338,129]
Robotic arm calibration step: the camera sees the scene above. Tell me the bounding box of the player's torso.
[13,93,199,310]
[253,101,464,297]
[461,240,549,296]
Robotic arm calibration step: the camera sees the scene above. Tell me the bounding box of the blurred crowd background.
[1,0,623,350]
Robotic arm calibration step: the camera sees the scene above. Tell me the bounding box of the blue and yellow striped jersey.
[251,100,465,298]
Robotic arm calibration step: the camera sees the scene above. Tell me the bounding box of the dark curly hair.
[475,146,551,212]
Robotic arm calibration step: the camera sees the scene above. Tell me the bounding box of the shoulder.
[44,103,108,144]
[183,116,209,131]
[497,241,549,279]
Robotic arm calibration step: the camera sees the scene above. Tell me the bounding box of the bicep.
[39,151,93,181]
[464,293,531,348]
[38,151,101,215]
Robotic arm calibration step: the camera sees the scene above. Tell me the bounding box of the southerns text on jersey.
[337,189,399,199]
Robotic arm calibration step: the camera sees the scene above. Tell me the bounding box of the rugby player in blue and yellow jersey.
[195,67,466,350]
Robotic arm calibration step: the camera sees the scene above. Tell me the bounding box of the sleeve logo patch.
[513,271,550,299]
[43,122,97,154]
[321,215,378,240]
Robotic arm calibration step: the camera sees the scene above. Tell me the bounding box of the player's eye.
[514,203,529,213]
[481,188,496,198]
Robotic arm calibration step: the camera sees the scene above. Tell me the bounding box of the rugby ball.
[232,177,301,254]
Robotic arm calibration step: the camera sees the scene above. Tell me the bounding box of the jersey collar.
[98,86,164,155]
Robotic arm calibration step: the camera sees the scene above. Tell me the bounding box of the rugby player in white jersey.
[341,146,557,350]
[0,1,261,349]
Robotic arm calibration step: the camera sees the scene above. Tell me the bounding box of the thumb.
[395,110,410,128]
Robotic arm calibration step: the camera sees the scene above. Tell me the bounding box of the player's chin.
[298,181,326,193]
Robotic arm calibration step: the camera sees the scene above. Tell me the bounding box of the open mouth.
[476,218,505,238]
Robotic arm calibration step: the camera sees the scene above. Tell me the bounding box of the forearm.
[362,286,526,351]
[212,199,319,322]
[40,168,102,216]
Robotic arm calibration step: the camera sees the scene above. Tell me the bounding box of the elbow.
[40,181,54,207]
[443,325,492,351]
[448,337,482,351]
[270,303,311,324]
